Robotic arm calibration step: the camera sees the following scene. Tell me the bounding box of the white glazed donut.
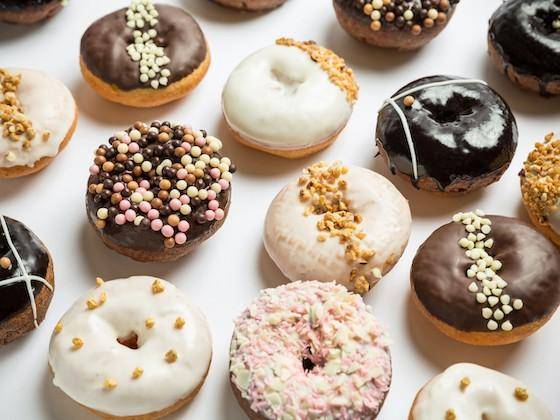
[264,162,411,294]
[409,363,553,420]
[0,68,76,177]
[222,38,357,158]
[48,276,212,418]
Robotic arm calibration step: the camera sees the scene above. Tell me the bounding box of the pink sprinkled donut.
[229,281,392,419]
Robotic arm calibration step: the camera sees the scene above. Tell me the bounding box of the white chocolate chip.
[482,308,492,319]
[513,299,523,310]
[487,320,498,330]
[488,296,499,307]
[501,321,513,331]
[468,282,478,293]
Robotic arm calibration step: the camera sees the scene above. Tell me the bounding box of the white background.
[1,0,559,419]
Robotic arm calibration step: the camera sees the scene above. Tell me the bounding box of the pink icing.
[229,281,391,420]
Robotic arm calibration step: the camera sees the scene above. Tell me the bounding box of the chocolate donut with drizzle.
[0,215,54,345]
[489,0,560,96]
[376,75,518,194]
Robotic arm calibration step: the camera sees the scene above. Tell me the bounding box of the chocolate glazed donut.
[376,75,518,194]
[80,5,207,91]
[0,216,54,345]
[489,0,560,96]
[411,215,560,345]
[0,0,63,24]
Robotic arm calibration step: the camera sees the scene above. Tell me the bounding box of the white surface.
[0,1,558,419]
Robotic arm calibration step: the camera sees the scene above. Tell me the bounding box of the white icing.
[411,363,553,420]
[380,79,489,180]
[522,2,560,54]
[264,165,411,290]
[463,104,505,149]
[222,45,352,150]
[0,215,53,328]
[0,68,75,168]
[48,276,212,417]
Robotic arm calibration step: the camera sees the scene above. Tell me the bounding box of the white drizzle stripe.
[0,216,52,328]
[380,79,488,180]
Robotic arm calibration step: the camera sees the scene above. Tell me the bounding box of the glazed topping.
[124,0,171,89]
[0,215,53,327]
[411,363,553,420]
[453,210,523,332]
[276,38,358,103]
[230,281,391,419]
[357,0,459,35]
[87,121,235,249]
[298,162,378,294]
[521,133,560,224]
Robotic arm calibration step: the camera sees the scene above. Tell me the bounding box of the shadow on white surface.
[258,244,288,289]
[406,293,524,371]
[0,172,45,201]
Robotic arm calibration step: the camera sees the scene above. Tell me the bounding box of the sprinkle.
[174,317,186,329]
[104,378,118,390]
[152,279,165,294]
[514,387,529,401]
[165,349,178,363]
[72,337,84,349]
[132,367,144,379]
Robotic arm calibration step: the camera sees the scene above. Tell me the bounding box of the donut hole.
[424,95,478,124]
[270,68,304,94]
[117,332,139,350]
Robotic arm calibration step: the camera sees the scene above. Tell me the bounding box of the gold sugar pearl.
[132,367,144,379]
[72,337,84,350]
[403,95,415,107]
[152,279,165,294]
[174,317,186,329]
[0,256,11,269]
[165,349,178,363]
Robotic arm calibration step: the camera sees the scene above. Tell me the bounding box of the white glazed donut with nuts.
[264,162,411,294]
[409,363,553,420]
[222,39,357,158]
[48,276,212,418]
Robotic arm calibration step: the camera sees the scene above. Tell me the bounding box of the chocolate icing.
[0,0,59,11]
[411,216,560,332]
[0,216,49,322]
[376,75,518,191]
[489,0,560,91]
[80,4,207,91]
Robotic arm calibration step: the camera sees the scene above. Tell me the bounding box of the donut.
[86,121,235,262]
[80,0,210,108]
[222,38,358,159]
[264,161,411,294]
[333,0,460,50]
[210,0,287,12]
[489,0,560,96]
[0,215,54,345]
[376,75,518,194]
[520,133,560,246]
[48,276,212,419]
[0,0,65,25]
[229,281,392,419]
[409,363,553,420]
[411,210,560,346]
[0,67,77,179]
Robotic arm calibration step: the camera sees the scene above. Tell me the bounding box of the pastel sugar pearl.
[195,137,206,146]
[215,208,225,220]
[181,142,191,152]
[147,209,159,220]
[89,165,99,175]
[219,179,230,190]
[175,233,187,245]
[128,142,140,153]
[135,187,146,195]
[210,168,221,179]
[115,214,126,225]
[119,200,131,211]
[178,220,190,232]
[177,169,188,180]
[151,219,163,231]
[113,182,125,192]
[208,200,219,211]
[205,210,215,221]
[139,201,151,213]
[179,195,190,204]
[121,134,131,144]
[207,190,216,200]
[139,180,150,189]
[125,209,136,222]
[161,225,174,238]
[169,198,181,211]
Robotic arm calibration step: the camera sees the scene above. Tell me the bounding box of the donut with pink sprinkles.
[229,281,392,419]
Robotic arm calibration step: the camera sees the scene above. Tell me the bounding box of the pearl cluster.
[359,0,455,36]
[125,0,171,89]
[88,121,234,249]
[453,210,523,332]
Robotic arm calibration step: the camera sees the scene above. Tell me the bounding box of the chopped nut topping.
[132,367,144,379]
[174,317,186,329]
[86,291,106,310]
[275,38,358,103]
[95,277,104,286]
[460,376,471,391]
[152,279,165,294]
[72,337,84,350]
[145,317,155,329]
[521,133,560,224]
[104,378,117,390]
[445,409,456,420]
[86,299,98,310]
[54,322,63,334]
[165,349,178,363]
[514,387,529,401]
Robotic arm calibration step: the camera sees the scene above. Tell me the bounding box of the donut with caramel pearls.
[85,121,235,262]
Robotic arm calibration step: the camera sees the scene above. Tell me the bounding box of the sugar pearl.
[97,208,108,220]
[180,204,192,215]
